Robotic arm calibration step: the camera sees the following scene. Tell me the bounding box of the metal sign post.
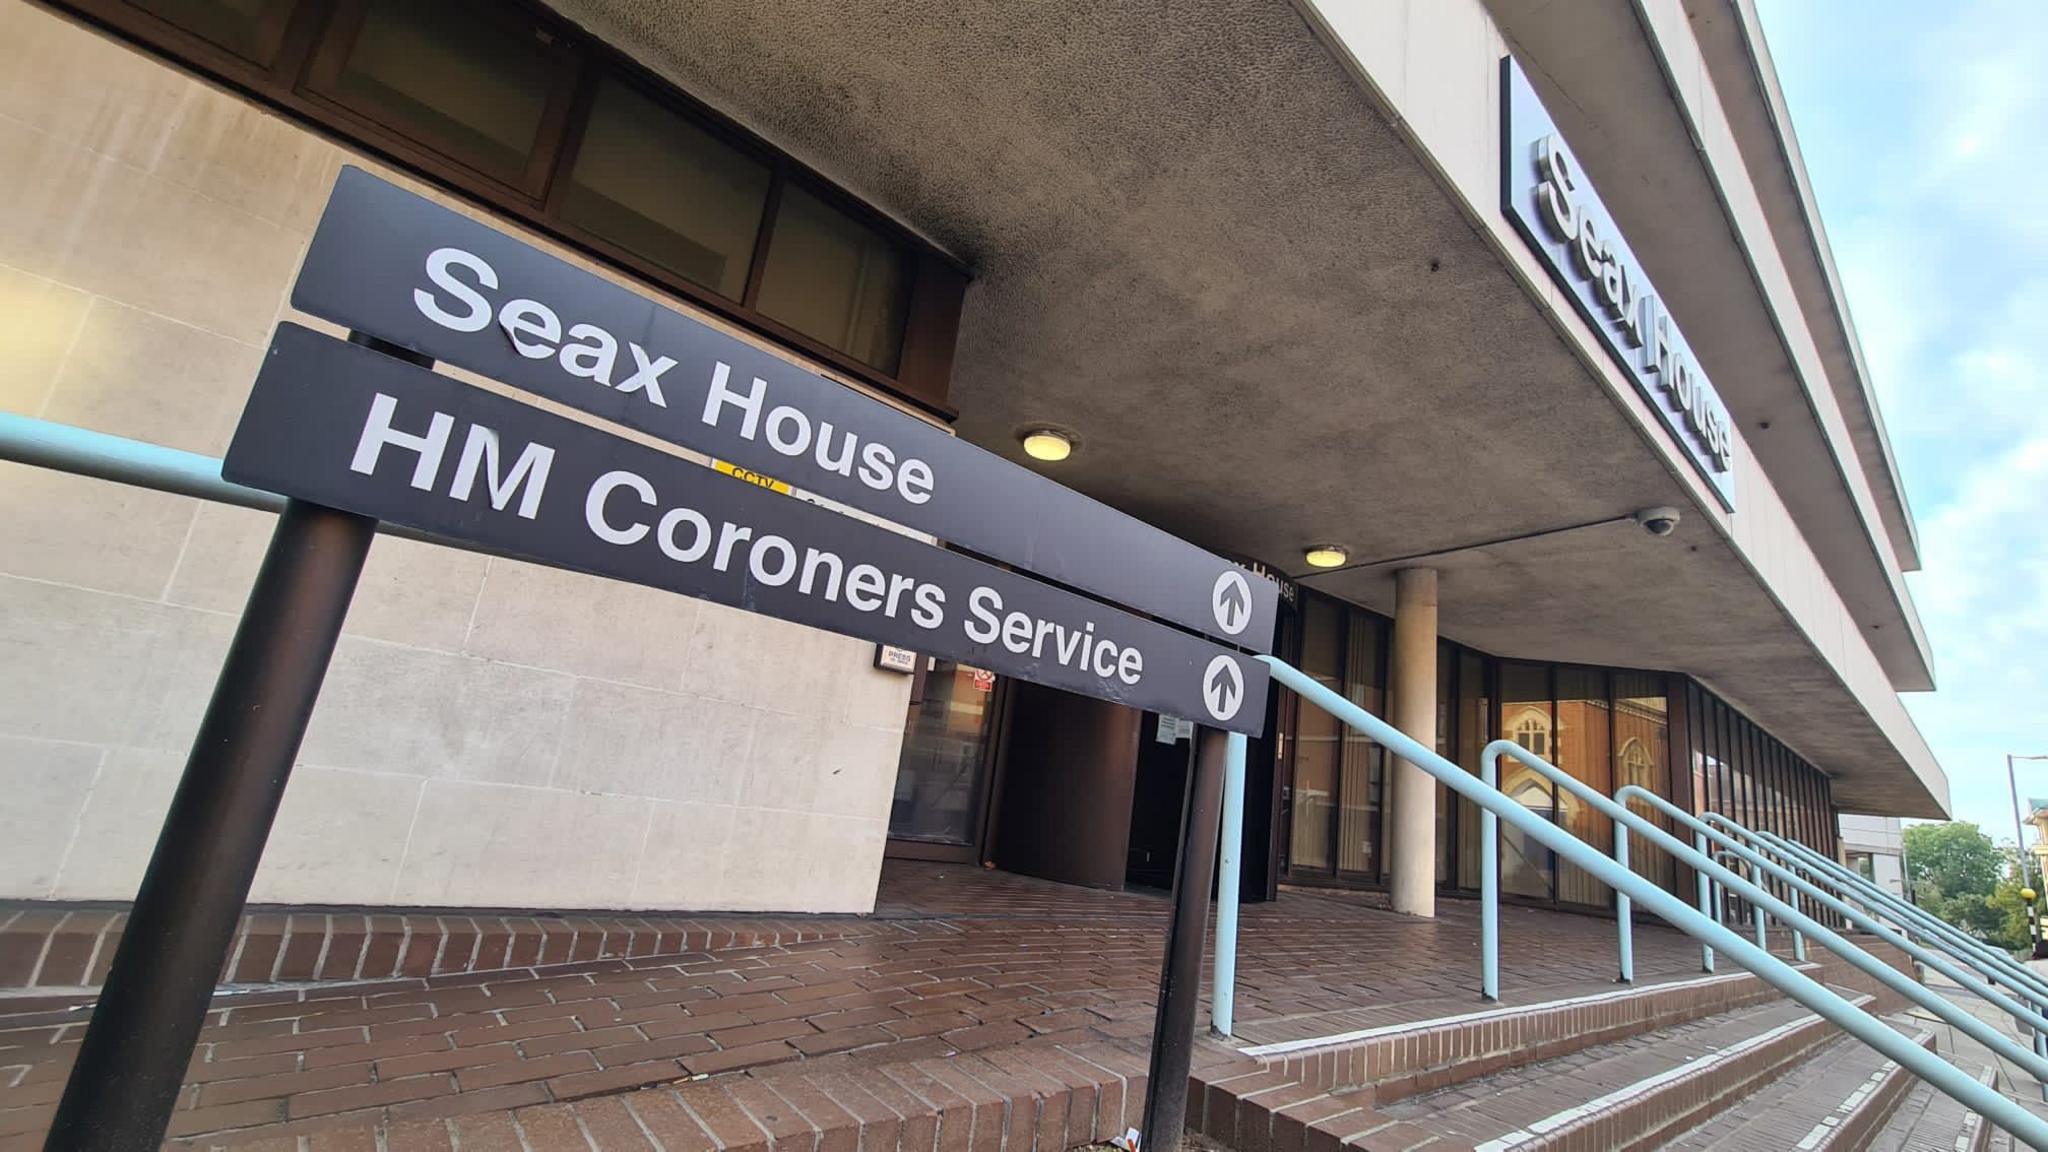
[1140,726,1229,1152]
[41,345,412,1150]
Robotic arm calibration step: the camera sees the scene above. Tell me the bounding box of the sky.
[1752,1,2048,848]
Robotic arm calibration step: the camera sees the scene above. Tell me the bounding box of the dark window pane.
[1288,596,1344,873]
[132,0,290,62]
[757,183,912,371]
[1435,641,1457,886]
[328,0,560,184]
[562,79,771,300]
[1455,649,1490,889]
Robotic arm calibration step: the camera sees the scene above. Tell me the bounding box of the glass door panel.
[888,661,998,845]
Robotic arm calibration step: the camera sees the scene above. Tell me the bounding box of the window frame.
[56,0,965,413]
[301,0,583,198]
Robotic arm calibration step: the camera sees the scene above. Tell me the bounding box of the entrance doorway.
[1125,713,1194,890]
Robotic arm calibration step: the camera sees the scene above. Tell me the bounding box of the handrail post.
[1789,863,1808,962]
[1481,755,1500,1002]
[1749,859,1768,949]
[1695,829,1715,973]
[1614,816,1634,984]
[1211,732,1246,1038]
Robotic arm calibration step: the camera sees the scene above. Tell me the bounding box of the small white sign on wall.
[1155,714,1195,744]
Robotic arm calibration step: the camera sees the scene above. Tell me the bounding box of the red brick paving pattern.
[0,863,1743,1146]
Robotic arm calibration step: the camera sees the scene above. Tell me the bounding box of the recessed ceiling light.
[1020,428,1074,462]
[1304,545,1348,569]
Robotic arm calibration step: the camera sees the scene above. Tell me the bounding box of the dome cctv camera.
[1634,506,1682,537]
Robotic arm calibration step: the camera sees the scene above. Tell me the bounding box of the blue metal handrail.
[1739,824,2048,1011]
[1741,823,2048,1103]
[1601,781,2048,1086]
[0,411,542,565]
[1485,742,2048,1088]
[1259,658,2048,1145]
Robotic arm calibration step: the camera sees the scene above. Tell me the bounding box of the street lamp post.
[2006,753,2048,955]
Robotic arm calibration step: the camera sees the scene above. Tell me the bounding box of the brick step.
[1194,963,1816,1152]
[1861,1063,1999,1152]
[1365,993,1881,1151]
[1662,1016,1940,1150]
[135,1029,1157,1151]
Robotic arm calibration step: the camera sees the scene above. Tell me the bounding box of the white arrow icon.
[1212,570,1252,635]
[1202,655,1244,722]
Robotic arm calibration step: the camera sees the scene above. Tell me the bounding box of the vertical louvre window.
[1288,596,1343,874]
[1337,616,1384,879]
[756,183,913,372]
[561,78,771,300]
[132,0,290,62]
[312,0,569,189]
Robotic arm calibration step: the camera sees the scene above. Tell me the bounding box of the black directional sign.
[288,167,1279,653]
[225,326,1269,734]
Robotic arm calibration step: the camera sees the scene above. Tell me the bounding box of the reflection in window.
[888,662,997,845]
[326,0,561,185]
[562,79,772,300]
[1614,671,1674,893]
[1499,664,1553,901]
[757,183,912,371]
[1555,668,1610,907]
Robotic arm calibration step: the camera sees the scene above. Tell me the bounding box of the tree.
[1903,821,2005,903]
[1902,822,2031,954]
[1985,877,2035,953]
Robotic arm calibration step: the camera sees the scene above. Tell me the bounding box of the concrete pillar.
[1389,567,1439,917]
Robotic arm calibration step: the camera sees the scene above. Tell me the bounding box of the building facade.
[1837,814,1906,900]
[0,0,1944,922]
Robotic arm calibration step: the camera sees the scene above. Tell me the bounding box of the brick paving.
[0,863,1794,1147]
